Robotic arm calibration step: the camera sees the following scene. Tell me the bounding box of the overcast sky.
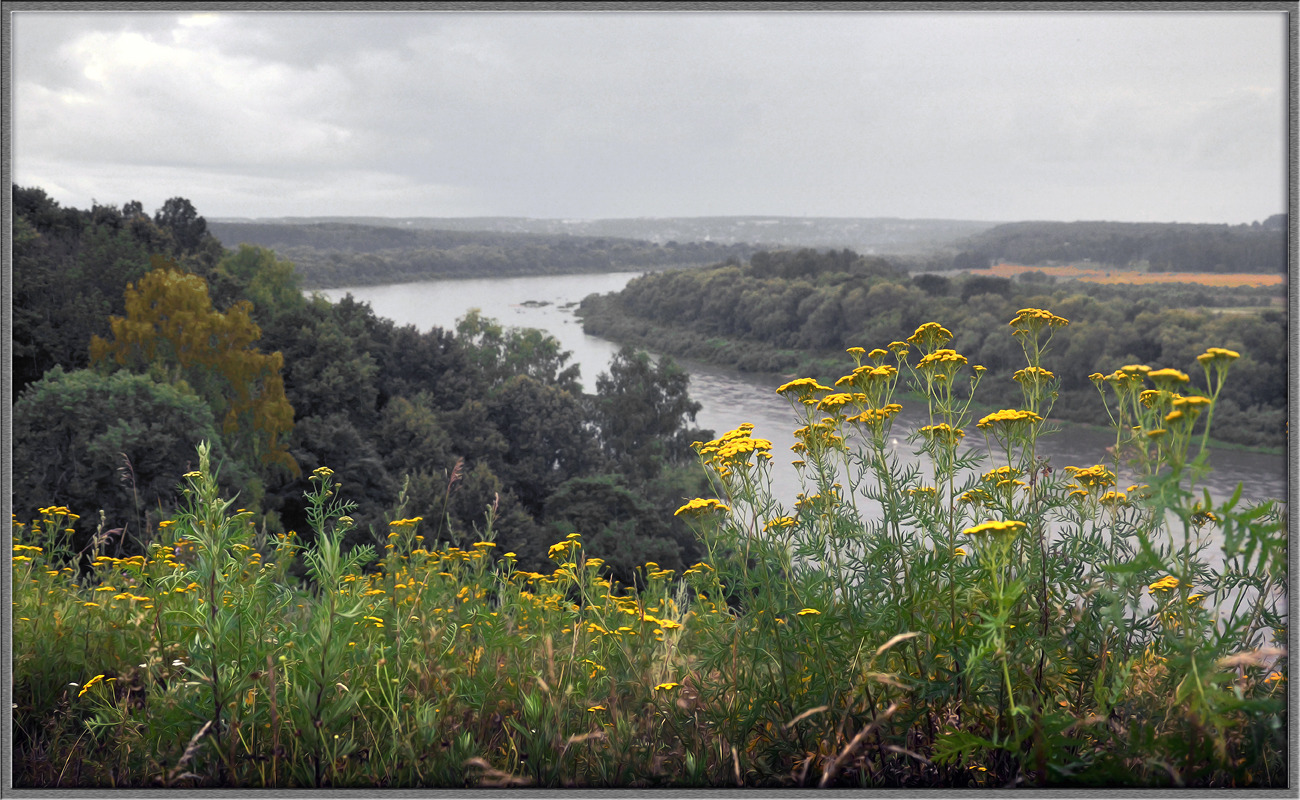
[10,9,1289,224]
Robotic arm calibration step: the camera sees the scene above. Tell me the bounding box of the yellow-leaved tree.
[90,260,299,478]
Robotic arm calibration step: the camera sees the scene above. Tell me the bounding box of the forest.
[578,248,1287,449]
[207,220,756,288]
[942,217,1286,273]
[11,186,715,585]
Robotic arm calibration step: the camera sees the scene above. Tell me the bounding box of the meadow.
[11,309,1287,788]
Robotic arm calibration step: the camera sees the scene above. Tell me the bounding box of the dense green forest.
[12,186,714,584]
[941,217,1286,273]
[578,249,1287,448]
[208,221,756,288]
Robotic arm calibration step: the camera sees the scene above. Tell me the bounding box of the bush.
[12,367,249,554]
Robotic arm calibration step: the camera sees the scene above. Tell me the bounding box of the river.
[318,271,1287,510]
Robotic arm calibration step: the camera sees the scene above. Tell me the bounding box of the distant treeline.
[579,248,1287,448]
[941,217,1286,273]
[213,215,1002,253]
[208,221,757,288]
[208,215,1289,283]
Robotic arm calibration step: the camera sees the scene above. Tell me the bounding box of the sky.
[9,9,1290,224]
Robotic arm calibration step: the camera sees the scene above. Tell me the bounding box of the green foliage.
[287,412,398,543]
[154,196,211,256]
[961,273,1012,301]
[544,475,691,586]
[293,467,376,786]
[167,444,292,780]
[593,346,709,482]
[13,190,154,392]
[12,187,229,399]
[12,367,247,552]
[483,374,601,516]
[457,309,582,393]
[579,255,1285,447]
[215,244,306,319]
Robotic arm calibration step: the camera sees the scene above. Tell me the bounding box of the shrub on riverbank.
[12,312,1287,788]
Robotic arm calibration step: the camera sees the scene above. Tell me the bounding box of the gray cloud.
[11,10,1287,223]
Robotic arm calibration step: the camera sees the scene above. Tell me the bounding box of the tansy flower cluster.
[1064,464,1116,491]
[1146,368,1190,388]
[834,364,899,402]
[976,409,1043,431]
[917,422,964,446]
[846,403,903,430]
[917,349,968,370]
[1148,575,1180,594]
[1013,366,1055,386]
[693,424,774,474]
[960,466,1026,507]
[963,520,1027,537]
[674,498,730,518]
[816,392,867,414]
[791,419,845,454]
[38,506,80,520]
[795,485,843,513]
[1009,307,1069,330]
[907,322,953,351]
[1197,347,1240,366]
[775,378,832,402]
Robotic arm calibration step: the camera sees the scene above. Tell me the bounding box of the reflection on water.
[321,273,1287,509]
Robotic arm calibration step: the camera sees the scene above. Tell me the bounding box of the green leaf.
[931,729,1003,765]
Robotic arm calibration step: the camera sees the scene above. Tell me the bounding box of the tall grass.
[11,310,1287,787]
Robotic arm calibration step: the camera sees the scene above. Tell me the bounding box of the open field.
[967,263,1286,287]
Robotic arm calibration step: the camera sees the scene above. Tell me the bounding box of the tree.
[215,244,306,319]
[12,367,248,552]
[482,375,600,515]
[953,250,993,271]
[154,196,208,255]
[12,189,156,395]
[282,412,396,542]
[90,265,298,478]
[912,273,952,296]
[593,346,708,482]
[456,309,581,393]
[544,475,688,586]
[960,274,1012,302]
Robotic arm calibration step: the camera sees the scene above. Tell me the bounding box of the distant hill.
[948,217,1286,274]
[208,215,1288,286]
[206,221,757,288]
[210,216,1001,255]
